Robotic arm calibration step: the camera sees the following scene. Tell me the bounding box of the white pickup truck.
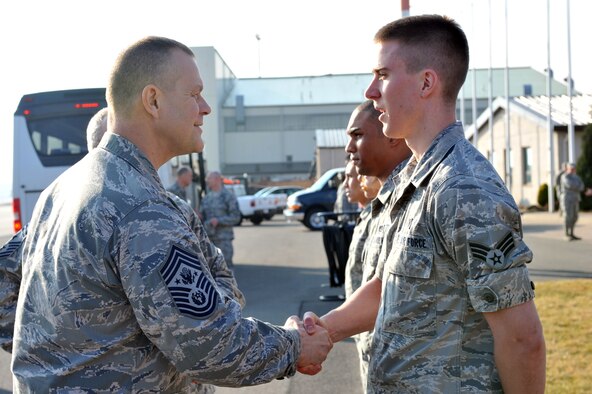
[236,188,287,225]
[236,186,302,225]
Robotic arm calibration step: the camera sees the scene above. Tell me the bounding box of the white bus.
[12,88,107,232]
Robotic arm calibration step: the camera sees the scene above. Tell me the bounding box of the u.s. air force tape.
[160,245,218,319]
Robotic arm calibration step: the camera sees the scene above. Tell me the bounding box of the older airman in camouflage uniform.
[84,107,244,394]
[6,36,332,393]
[200,171,241,267]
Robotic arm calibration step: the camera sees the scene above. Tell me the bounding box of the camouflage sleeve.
[191,212,246,308]
[217,191,241,226]
[169,192,245,307]
[0,227,27,353]
[113,201,298,386]
[431,178,535,313]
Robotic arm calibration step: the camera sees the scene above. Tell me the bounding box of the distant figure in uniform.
[167,165,193,201]
[199,171,241,267]
[561,163,587,240]
[302,15,545,393]
[343,99,411,391]
[6,36,331,392]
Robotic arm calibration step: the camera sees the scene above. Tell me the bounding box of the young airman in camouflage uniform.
[343,100,411,391]
[303,16,545,393]
[5,36,332,393]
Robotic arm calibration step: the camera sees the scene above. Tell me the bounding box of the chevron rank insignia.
[160,245,218,319]
[469,232,515,270]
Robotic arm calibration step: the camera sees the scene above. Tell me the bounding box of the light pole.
[546,0,555,213]
[566,0,575,163]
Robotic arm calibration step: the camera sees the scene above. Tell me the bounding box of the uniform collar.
[389,122,464,205]
[374,158,409,209]
[100,132,164,189]
[408,122,464,188]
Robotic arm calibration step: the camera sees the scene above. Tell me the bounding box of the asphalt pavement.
[0,204,591,393]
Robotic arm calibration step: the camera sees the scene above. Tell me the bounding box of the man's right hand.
[284,315,333,375]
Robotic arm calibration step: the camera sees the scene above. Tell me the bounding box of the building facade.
[468,94,592,208]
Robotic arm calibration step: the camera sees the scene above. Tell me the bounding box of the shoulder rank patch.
[160,245,218,319]
[469,232,515,270]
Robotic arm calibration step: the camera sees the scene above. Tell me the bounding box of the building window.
[523,84,533,96]
[522,147,532,185]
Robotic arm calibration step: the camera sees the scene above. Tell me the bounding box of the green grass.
[536,279,592,393]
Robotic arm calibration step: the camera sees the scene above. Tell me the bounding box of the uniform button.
[483,292,496,303]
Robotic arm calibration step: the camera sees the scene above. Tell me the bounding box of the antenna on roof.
[256,34,261,78]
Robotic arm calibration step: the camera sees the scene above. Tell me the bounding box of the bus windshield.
[26,114,91,167]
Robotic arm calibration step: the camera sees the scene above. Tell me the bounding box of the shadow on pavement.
[522,223,563,233]
[231,264,343,325]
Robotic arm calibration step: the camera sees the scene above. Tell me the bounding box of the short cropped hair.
[374,15,469,104]
[107,36,194,115]
[356,100,383,133]
[177,165,192,177]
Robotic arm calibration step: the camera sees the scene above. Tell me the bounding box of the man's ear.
[142,84,160,118]
[419,69,437,98]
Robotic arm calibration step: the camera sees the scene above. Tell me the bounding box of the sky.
[1,0,590,198]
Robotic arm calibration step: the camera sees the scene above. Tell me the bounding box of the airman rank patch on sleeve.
[160,245,218,319]
[469,232,515,270]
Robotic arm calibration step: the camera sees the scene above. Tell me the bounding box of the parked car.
[237,185,303,225]
[283,168,344,230]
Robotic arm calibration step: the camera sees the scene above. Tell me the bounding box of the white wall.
[223,130,315,164]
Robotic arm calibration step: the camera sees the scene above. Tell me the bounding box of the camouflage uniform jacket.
[370,123,535,393]
[344,204,372,298]
[350,165,405,375]
[362,161,407,284]
[199,188,241,241]
[561,172,584,205]
[11,133,300,393]
[0,198,245,359]
[0,227,27,353]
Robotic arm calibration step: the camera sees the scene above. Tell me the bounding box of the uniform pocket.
[380,243,436,337]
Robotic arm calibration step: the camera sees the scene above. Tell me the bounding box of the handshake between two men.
[284,312,334,375]
[284,277,380,375]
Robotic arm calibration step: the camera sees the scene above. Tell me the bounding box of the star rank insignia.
[160,245,218,319]
[469,232,515,270]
